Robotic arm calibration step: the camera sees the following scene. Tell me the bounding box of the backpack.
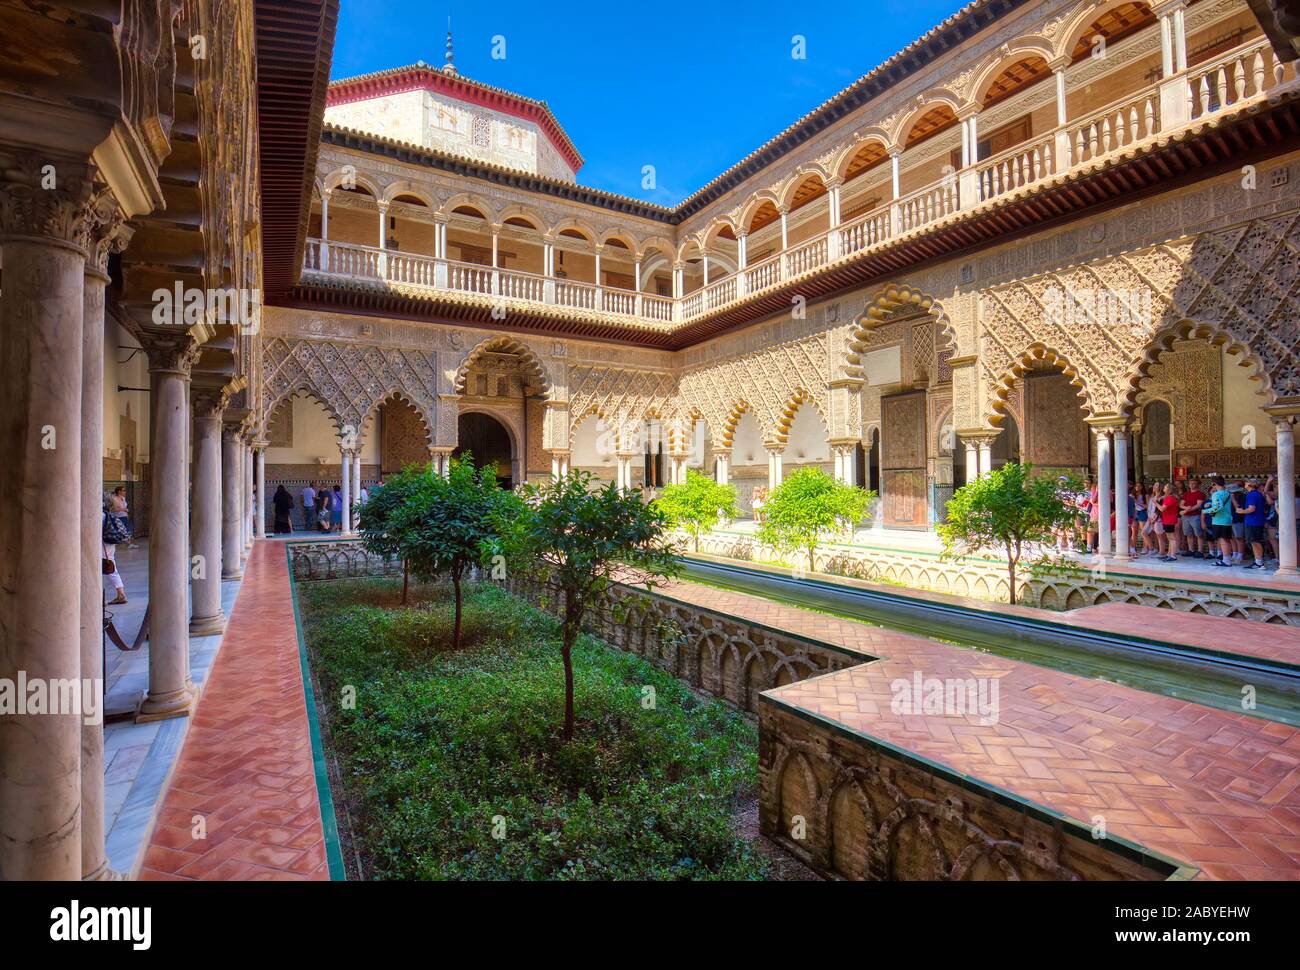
[102,510,129,546]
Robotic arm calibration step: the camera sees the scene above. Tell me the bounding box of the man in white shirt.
[301,483,317,530]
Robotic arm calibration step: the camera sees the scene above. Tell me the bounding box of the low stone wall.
[505,575,866,713]
[288,540,403,580]
[758,702,1186,881]
[690,529,1300,625]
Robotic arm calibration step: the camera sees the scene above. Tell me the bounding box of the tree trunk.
[808,546,816,574]
[1007,547,1017,605]
[402,559,409,605]
[561,626,576,742]
[452,568,463,651]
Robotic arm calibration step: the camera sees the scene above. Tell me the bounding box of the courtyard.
[3,0,1300,952]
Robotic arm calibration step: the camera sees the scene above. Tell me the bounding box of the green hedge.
[299,580,767,880]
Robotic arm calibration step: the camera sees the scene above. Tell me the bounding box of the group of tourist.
[1057,474,1294,571]
[292,479,375,535]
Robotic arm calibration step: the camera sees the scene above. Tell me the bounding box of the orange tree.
[493,471,679,741]
[938,462,1081,604]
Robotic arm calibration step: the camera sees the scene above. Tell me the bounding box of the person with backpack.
[103,504,129,604]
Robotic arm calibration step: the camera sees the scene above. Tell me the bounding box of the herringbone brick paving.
[661,577,1300,880]
[139,542,328,880]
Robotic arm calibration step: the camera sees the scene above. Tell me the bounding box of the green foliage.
[357,458,509,647]
[938,462,1081,604]
[494,471,680,740]
[299,580,765,881]
[756,467,874,571]
[655,469,739,551]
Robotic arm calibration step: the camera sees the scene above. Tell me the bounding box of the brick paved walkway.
[663,577,1300,880]
[139,542,329,880]
[1061,602,1299,667]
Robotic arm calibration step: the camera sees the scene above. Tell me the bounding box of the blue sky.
[332,0,966,206]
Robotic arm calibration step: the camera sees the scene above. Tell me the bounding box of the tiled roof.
[327,62,585,172]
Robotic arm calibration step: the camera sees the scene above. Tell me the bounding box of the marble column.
[1113,428,1130,561]
[0,173,94,880]
[190,393,226,635]
[1095,429,1112,557]
[80,204,124,881]
[715,451,731,485]
[352,451,362,515]
[221,426,244,580]
[80,262,107,880]
[1275,417,1297,575]
[767,448,784,489]
[138,340,199,721]
[340,446,353,534]
[977,438,993,478]
[243,442,254,556]
[964,439,978,485]
[254,445,266,539]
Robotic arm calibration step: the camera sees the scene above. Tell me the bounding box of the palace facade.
[1,0,1299,880]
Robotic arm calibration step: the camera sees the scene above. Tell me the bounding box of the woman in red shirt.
[1159,483,1181,562]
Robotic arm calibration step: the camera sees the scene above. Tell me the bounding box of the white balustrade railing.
[601,288,637,315]
[838,208,891,257]
[895,179,958,233]
[704,275,737,310]
[301,37,1297,329]
[641,293,673,321]
[975,134,1056,201]
[310,240,381,279]
[1188,38,1290,122]
[785,234,829,277]
[498,267,545,303]
[743,253,782,293]
[1066,90,1160,165]
[555,278,598,310]
[442,260,489,293]
[390,251,440,288]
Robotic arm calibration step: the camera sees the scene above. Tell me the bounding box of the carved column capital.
[0,153,100,252]
[143,334,203,376]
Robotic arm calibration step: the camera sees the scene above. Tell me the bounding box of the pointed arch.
[263,384,347,440]
[358,388,437,450]
[453,335,552,399]
[771,388,827,446]
[986,343,1092,429]
[1118,317,1277,418]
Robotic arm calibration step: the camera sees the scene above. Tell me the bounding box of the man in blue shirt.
[1240,477,1270,570]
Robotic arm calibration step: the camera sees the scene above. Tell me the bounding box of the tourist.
[1132,482,1149,554]
[106,485,133,548]
[1180,477,1206,558]
[1158,482,1180,562]
[1264,474,1281,564]
[330,485,344,532]
[1228,480,1247,562]
[1208,479,1234,568]
[1240,477,1269,569]
[272,484,294,535]
[102,503,129,605]
[301,481,317,530]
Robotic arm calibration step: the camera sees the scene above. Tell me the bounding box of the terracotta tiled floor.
[139,542,329,881]
[662,576,1300,880]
